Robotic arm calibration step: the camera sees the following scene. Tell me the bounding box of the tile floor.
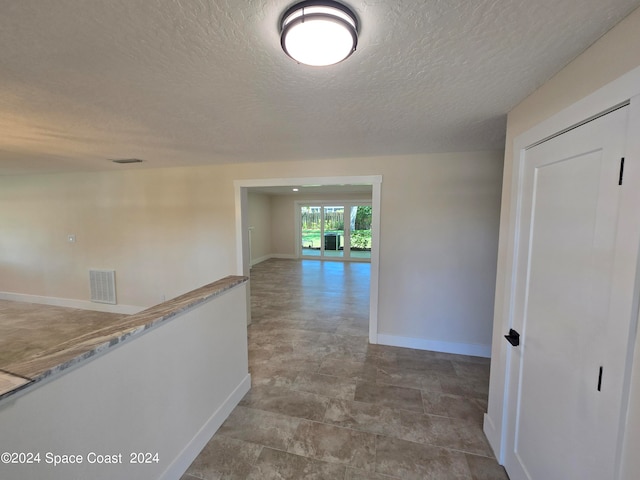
[181,259,509,480]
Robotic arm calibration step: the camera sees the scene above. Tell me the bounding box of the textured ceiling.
[251,184,373,196]
[1,0,639,175]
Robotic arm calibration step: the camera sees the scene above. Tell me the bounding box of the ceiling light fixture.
[280,1,358,67]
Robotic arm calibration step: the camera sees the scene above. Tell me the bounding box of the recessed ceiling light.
[280,1,358,67]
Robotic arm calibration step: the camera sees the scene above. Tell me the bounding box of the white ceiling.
[251,184,373,196]
[1,0,639,176]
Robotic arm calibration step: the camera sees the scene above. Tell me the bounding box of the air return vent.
[89,269,117,304]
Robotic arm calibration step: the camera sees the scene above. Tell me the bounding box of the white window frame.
[296,200,372,262]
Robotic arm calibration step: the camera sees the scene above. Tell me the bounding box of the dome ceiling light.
[280,1,358,67]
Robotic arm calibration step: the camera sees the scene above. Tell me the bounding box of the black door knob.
[504,329,520,347]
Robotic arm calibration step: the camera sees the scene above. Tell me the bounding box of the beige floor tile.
[439,374,489,399]
[395,356,456,376]
[335,319,369,336]
[465,453,510,480]
[288,420,376,471]
[375,364,444,391]
[318,353,371,380]
[239,385,330,421]
[249,364,303,388]
[217,406,301,450]
[354,381,425,413]
[452,360,491,380]
[323,397,486,453]
[182,259,504,479]
[247,346,274,366]
[180,473,209,480]
[265,348,326,366]
[421,391,487,425]
[324,398,396,436]
[246,447,346,480]
[447,417,495,457]
[345,467,402,479]
[292,372,357,400]
[182,435,262,480]
[375,436,472,480]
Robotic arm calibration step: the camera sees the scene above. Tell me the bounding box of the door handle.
[504,329,520,347]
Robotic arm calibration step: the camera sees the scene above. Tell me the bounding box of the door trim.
[486,63,640,475]
[234,175,382,345]
[504,107,629,479]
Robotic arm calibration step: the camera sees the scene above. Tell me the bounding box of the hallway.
[182,259,507,479]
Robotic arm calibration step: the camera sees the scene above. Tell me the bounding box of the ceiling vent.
[89,269,117,304]
[111,158,143,164]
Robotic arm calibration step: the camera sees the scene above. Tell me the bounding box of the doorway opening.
[234,175,382,344]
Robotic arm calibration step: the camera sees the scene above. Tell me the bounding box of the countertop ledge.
[0,275,248,402]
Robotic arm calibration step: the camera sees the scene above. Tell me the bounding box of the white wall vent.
[89,269,117,304]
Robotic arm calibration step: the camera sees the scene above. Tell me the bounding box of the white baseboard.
[483,412,503,463]
[270,253,297,260]
[0,291,144,315]
[376,334,491,358]
[250,254,370,266]
[250,254,272,266]
[250,254,296,266]
[160,373,252,480]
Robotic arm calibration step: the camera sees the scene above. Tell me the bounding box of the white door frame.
[486,64,640,477]
[234,175,383,345]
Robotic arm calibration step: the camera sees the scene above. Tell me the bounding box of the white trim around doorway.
[234,175,383,345]
[485,65,640,475]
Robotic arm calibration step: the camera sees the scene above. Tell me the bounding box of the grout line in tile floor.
[227,405,498,460]
[181,259,508,480]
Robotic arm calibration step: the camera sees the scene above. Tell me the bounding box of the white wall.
[0,168,238,308]
[485,6,640,479]
[374,155,501,355]
[270,195,295,257]
[0,151,503,357]
[0,284,250,480]
[247,192,272,264]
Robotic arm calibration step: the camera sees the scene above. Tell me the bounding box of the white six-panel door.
[504,106,630,480]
